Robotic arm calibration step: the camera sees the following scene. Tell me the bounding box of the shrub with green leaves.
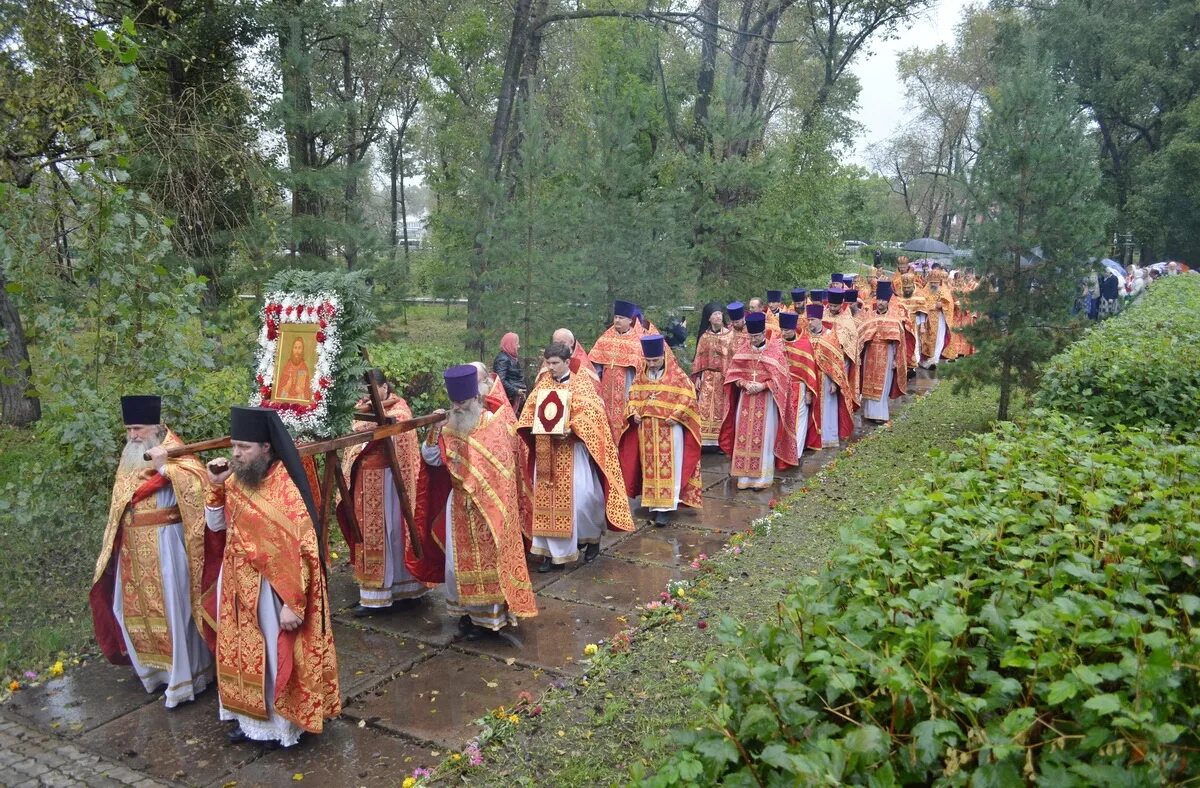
[652,413,1200,785]
[368,342,464,414]
[1037,275,1200,434]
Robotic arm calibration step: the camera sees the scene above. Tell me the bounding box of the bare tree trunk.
[997,358,1011,421]
[388,132,400,250]
[0,269,40,427]
[692,0,719,142]
[342,15,359,270]
[399,144,410,265]
[469,0,537,355]
[279,8,326,259]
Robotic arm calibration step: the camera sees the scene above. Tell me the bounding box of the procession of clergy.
[89,256,974,748]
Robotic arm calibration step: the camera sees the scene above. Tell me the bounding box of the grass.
[0,427,100,682]
[377,302,467,352]
[467,381,1003,786]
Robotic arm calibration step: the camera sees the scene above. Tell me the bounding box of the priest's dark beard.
[232,453,273,488]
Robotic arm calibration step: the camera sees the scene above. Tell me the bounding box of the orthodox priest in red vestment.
[718,312,799,490]
[206,406,339,748]
[589,300,645,443]
[619,334,704,527]
[91,395,221,709]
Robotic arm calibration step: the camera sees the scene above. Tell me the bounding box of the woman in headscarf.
[691,302,735,448]
[492,332,526,408]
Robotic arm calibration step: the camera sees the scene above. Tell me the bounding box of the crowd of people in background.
[1077,259,1192,320]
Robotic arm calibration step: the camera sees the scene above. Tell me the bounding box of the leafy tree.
[954,35,1109,420]
[1,20,216,458]
[1028,0,1199,263]
[1126,96,1200,265]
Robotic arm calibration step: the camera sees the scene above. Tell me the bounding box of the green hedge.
[368,342,463,414]
[1037,275,1200,434]
[652,413,1200,786]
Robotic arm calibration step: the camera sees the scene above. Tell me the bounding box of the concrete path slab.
[342,650,554,748]
[78,692,256,783]
[333,622,432,699]
[6,661,157,737]
[213,719,441,787]
[542,556,686,611]
[453,595,625,675]
[607,527,730,569]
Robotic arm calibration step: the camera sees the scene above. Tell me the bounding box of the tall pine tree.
[955,34,1109,420]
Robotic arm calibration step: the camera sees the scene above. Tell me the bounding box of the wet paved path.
[2,374,936,787]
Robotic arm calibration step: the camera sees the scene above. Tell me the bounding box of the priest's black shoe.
[537,556,555,573]
[227,726,249,744]
[653,511,670,527]
[583,542,601,563]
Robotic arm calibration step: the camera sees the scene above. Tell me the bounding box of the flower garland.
[249,291,342,435]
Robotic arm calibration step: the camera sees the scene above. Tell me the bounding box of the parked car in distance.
[843,240,868,251]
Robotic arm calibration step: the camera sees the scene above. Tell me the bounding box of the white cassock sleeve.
[205,500,228,532]
[421,442,443,466]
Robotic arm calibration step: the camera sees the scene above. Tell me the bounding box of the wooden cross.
[149,366,444,565]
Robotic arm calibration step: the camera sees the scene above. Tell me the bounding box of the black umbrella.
[903,237,954,256]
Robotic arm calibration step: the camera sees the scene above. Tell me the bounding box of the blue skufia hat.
[810,289,827,302]
[876,280,894,300]
[845,289,859,302]
[726,301,745,321]
[745,312,767,333]
[443,364,478,402]
[831,273,845,284]
[640,334,665,357]
[778,311,799,331]
[766,290,783,302]
[806,303,825,319]
[828,290,845,305]
[790,288,806,303]
[613,300,636,318]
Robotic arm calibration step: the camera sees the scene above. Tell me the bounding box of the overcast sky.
[848,0,975,168]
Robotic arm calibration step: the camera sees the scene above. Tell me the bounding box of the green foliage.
[368,342,462,414]
[952,36,1110,419]
[1127,95,1200,266]
[1031,0,1199,262]
[652,412,1200,786]
[1037,276,1200,434]
[1,21,219,484]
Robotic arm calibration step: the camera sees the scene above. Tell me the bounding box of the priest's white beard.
[119,433,163,474]
[448,399,483,433]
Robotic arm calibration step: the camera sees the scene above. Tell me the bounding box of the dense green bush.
[369,342,463,414]
[1037,275,1200,434]
[652,413,1200,786]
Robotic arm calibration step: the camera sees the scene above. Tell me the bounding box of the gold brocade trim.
[444,428,516,483]
[730,389,769,478]
[521,369,635,534]
[118,500,172,667]
[638,418,678,508]
[129,506,182,527]
[531,435,576,538]
[695,370,726,442]
[216,464,341,734]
